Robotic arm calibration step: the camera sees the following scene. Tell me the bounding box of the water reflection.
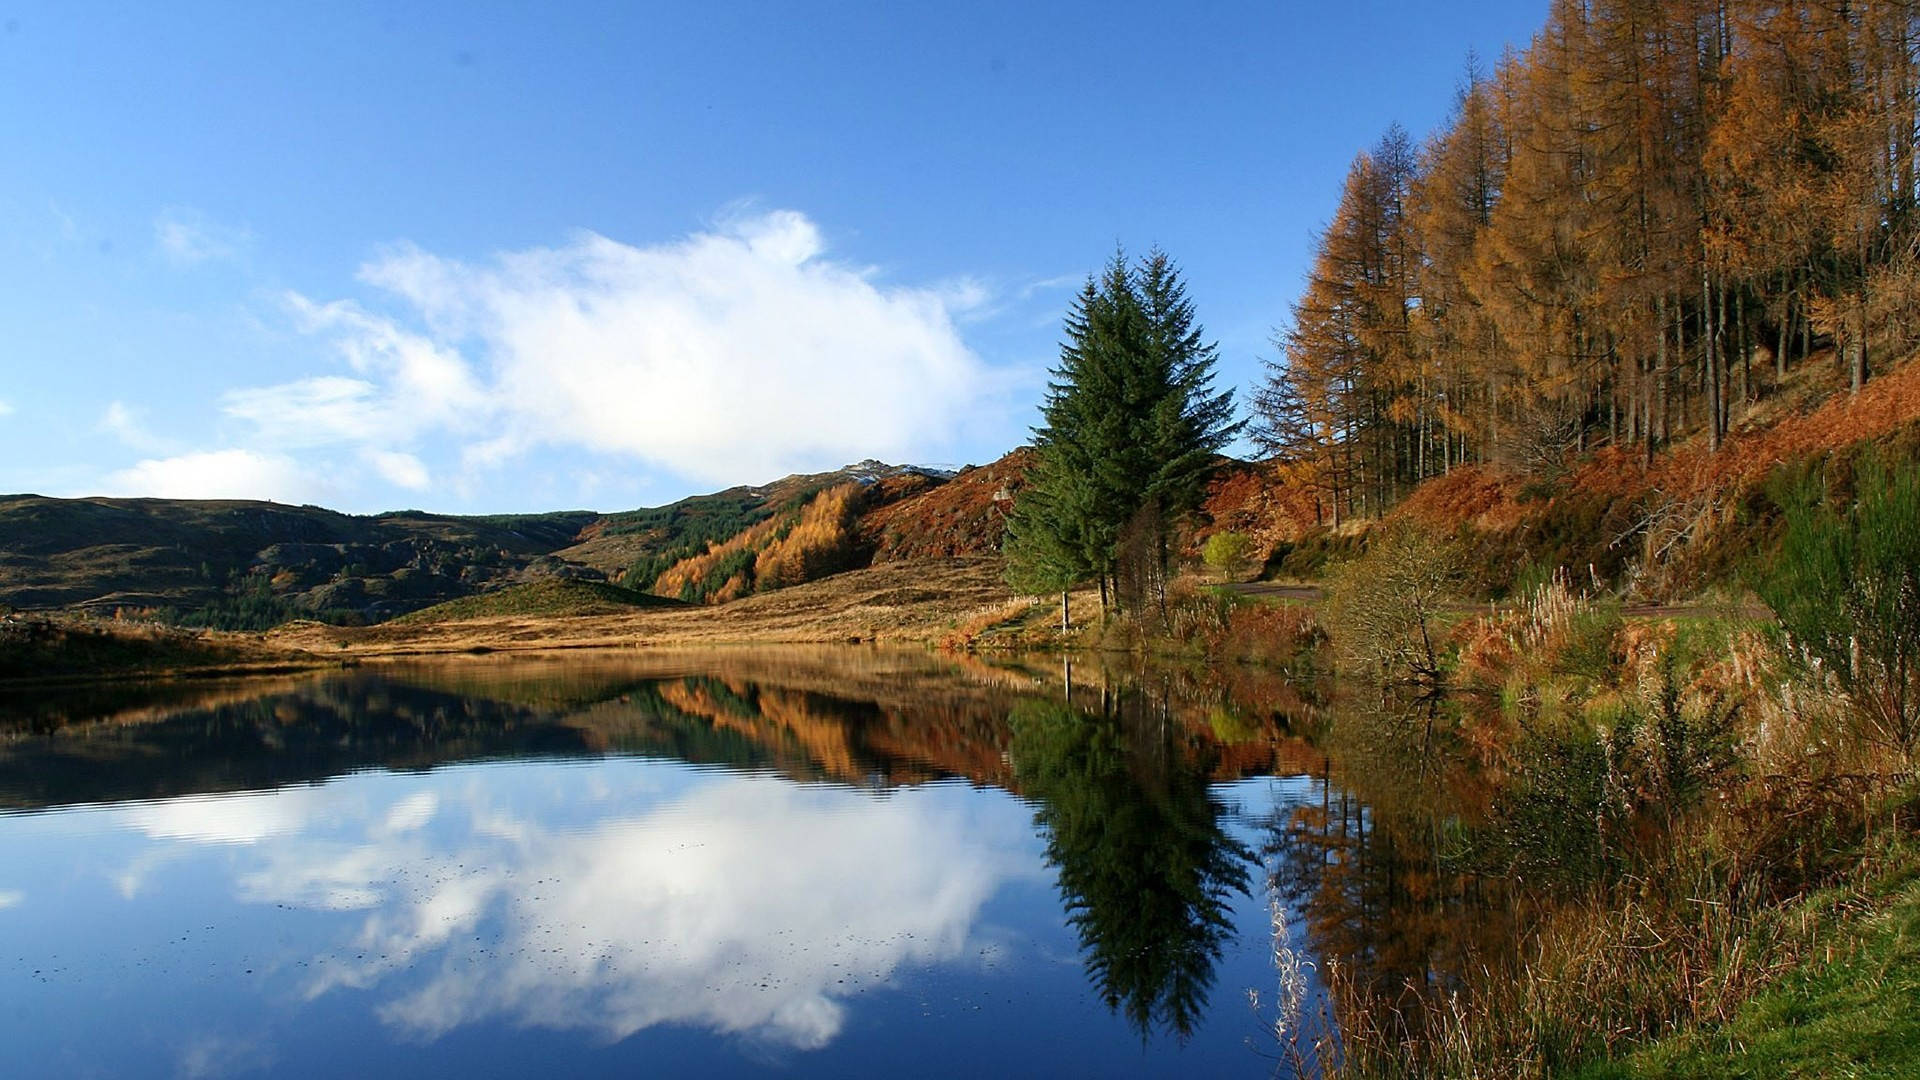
[1256,693,1520,1061]
[0,650,1036,810]
[130,772,1033,1052]
[1010,692,1255,1040]
[0,649,1335,1076]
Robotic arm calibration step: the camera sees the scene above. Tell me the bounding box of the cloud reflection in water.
[119,763,1041,1053]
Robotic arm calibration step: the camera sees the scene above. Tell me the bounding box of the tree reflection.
[1009,689,1254,1040]
[1258,693,1516,1052]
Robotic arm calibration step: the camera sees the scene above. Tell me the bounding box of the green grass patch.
[1573,858,1920,1080]
[393,580,686,624]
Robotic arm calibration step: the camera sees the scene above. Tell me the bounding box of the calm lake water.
[0,647,1452,1078]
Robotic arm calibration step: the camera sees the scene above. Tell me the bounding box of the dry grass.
[270,557,1017,658]
[0,611,324,685]
[936,597,1045,650]
[1323,594,1920,1079]
[1332,810,1918,1080]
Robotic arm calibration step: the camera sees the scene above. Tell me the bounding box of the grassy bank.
[268,556,1021,656]
[5,559,1041,681]
[1291,490,1920,1079]
[1575,848,1920,1080]
[390,579,686,624]
[0,611,327,684]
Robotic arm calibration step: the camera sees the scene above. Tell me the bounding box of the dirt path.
[1223,581,1323,602]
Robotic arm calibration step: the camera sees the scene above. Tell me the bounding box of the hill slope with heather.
[10,345,1920,636]
[1221,350,1920,602]
[0,458,997,628]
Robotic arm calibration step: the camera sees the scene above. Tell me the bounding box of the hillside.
[392,580,687,624]
[0,496,599,624]
[861,448,1032,562]
[1233,349,1920,601]
[268,557,1020,654]
[553,460,950,585]
[0,459,983,629]
[10,347,1918,637]
[0,611,319,683]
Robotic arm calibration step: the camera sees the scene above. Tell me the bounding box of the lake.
[0,647,1474,1078]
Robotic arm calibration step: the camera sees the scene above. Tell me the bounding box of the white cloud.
[381,792,439,834]
[265,209,1002,487]
[96,208,1012,508]
[105,448,330,503]
[154,207,251,265]
[177,1033,275,1080]
[360,779,1026,1050]
[276,295,490,433]
[365,449,431,491]
[1019,273,1083,300]
[0,398,13,417]
[223,376,387,447]
[0,888,22,909]
[124,788,332,846]
[98,401,177,454]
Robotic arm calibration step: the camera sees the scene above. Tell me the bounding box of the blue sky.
[0,1,1545,514]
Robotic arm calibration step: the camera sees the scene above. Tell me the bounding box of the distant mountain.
[568,457,1010,605]
[0,496,601,624]
[0,455,1028,627]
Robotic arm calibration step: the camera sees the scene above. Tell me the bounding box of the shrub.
[1758,451,1920,760]
[1200,530,1254,582]
[1324,525,1463,692]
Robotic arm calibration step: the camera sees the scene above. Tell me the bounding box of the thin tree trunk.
[1852,288,1869,393]
[1676,297,1690,435]
[1656,294,1671,450]
[1735,285,1749,409]
[1775,276,1790,384]
[1704,271,1721,451]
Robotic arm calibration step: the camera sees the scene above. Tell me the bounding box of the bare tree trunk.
[1776,275,1791,385]
[1656,294,1671,450]
[1677,296,1690,434]
[1704,271,1721,450]
[1735,285,1749,408]
[1852,289,1869,394]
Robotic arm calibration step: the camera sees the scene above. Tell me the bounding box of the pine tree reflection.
[1009,688,1255,1041]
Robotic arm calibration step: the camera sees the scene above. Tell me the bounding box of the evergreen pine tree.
[1005,249,1241,618]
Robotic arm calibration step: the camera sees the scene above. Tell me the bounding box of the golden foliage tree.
[1257,0,1920,510]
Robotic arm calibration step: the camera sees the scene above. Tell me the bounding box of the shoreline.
[2,558,1032,688]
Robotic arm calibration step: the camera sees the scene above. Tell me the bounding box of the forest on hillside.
[1254,0,1920,525]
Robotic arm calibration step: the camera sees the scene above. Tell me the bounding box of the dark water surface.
[0,648,1425,1078]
